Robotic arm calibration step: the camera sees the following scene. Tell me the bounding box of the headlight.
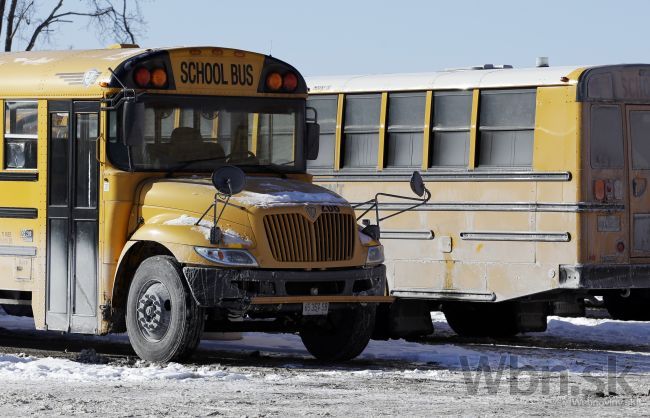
[365,245,384,266]
[195,247,258,267]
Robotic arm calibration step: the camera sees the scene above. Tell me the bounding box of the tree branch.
[0,0,8,41]
[7,0,145,51]
[121,0,135,44]
[5,0,18,51]
[25,0,63,51]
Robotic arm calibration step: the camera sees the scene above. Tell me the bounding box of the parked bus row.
[0,44,647,362]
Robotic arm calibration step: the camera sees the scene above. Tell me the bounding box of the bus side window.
[306,95,337,169]
[385,92,425,168]
[590,104,624,169]
[477,89,536,168]
[4,101,38,169]
[342,94,380,169]
[430,91,472,168]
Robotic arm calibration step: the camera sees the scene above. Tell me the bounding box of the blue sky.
[49,0,650,76]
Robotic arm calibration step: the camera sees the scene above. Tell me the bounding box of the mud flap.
[372,299,433,340]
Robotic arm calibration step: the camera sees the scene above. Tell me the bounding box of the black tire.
[604,290,650,321]
[300,305,376,362]
[126,256,204,362]
[443,302,519,338]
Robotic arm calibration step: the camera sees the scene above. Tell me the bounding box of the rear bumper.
[560,264,650,289]
[182,264,388,308]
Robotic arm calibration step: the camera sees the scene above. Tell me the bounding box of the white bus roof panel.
[307,65,586,93]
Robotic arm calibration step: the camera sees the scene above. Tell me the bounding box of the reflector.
[594,179,605,201]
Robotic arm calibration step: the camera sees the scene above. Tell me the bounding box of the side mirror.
[306,121,320,160]
[410,171,426,197]
[211,165,246,195]
[122,101,145,147]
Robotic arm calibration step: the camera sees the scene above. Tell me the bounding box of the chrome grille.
[263,213,355,262]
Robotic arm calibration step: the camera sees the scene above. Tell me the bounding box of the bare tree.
[0,0,146,52]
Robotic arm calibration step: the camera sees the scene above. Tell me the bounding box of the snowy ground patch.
[0,353,247,382]
[2,308,650,381]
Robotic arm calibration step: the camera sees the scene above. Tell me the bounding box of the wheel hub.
[136,282,172,342]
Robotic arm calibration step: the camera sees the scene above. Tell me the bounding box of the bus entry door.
[626,105,650,258]
[46,101,100,333]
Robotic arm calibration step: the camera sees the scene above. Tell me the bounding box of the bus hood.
[134,175,367,267]
[137,175,350,245]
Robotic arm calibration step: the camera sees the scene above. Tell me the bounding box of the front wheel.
[126,256,204,362]
[300,305,376,362]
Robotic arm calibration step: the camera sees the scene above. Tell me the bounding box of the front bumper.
[182,264,389,308]
[560,264,650,289]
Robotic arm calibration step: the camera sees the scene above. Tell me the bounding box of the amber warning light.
[265,71,298,92]
[133,66,169,88]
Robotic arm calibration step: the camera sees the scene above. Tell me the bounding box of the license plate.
[302,302,329,316]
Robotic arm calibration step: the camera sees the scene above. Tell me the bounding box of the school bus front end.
[114,173,388,362]
[0,46,389,363]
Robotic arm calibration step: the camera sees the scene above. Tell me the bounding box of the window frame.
[384,91,426,169]
[341,93,382,170]
[4,100,38,170]
[589,103,624,170]
[306,94,338,170]
[476,88,537,169]
[429,90,473,170]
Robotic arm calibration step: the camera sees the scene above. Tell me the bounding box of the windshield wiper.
[165,155,227,177]
[239,164,289,177]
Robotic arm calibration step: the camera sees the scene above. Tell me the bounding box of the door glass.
[630,110,650,169]
[50,112,69,206]
[75,113,98,208]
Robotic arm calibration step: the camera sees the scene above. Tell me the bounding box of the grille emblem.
[305,205,317,221]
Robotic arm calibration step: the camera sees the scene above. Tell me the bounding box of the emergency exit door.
[626,105,650,258]
[46,101,100,333]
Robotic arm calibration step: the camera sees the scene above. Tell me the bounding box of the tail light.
[594,179,605,201]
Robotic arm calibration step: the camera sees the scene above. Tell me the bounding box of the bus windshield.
[107,96,305,173]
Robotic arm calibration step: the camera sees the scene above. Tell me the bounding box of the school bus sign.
[168,48,264,95]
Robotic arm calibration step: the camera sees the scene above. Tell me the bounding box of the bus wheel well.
[110,241,174,333]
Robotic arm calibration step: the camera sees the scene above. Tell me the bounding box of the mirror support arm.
[354,171,431,240]
[100,68,139,111]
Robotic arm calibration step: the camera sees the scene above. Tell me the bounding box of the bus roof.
[0,46,278,98]
[0,47,148,98]
[306,65,589,93]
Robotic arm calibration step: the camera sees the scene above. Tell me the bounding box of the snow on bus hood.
[142,176,346,210]
[230,177,346,208]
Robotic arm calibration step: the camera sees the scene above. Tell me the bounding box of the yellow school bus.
[307,64,650,338]
[0,45,394,362]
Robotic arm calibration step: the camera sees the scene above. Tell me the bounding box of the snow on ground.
[0,310,649,416]
[0,310,649,383]
[0,354,248,382]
